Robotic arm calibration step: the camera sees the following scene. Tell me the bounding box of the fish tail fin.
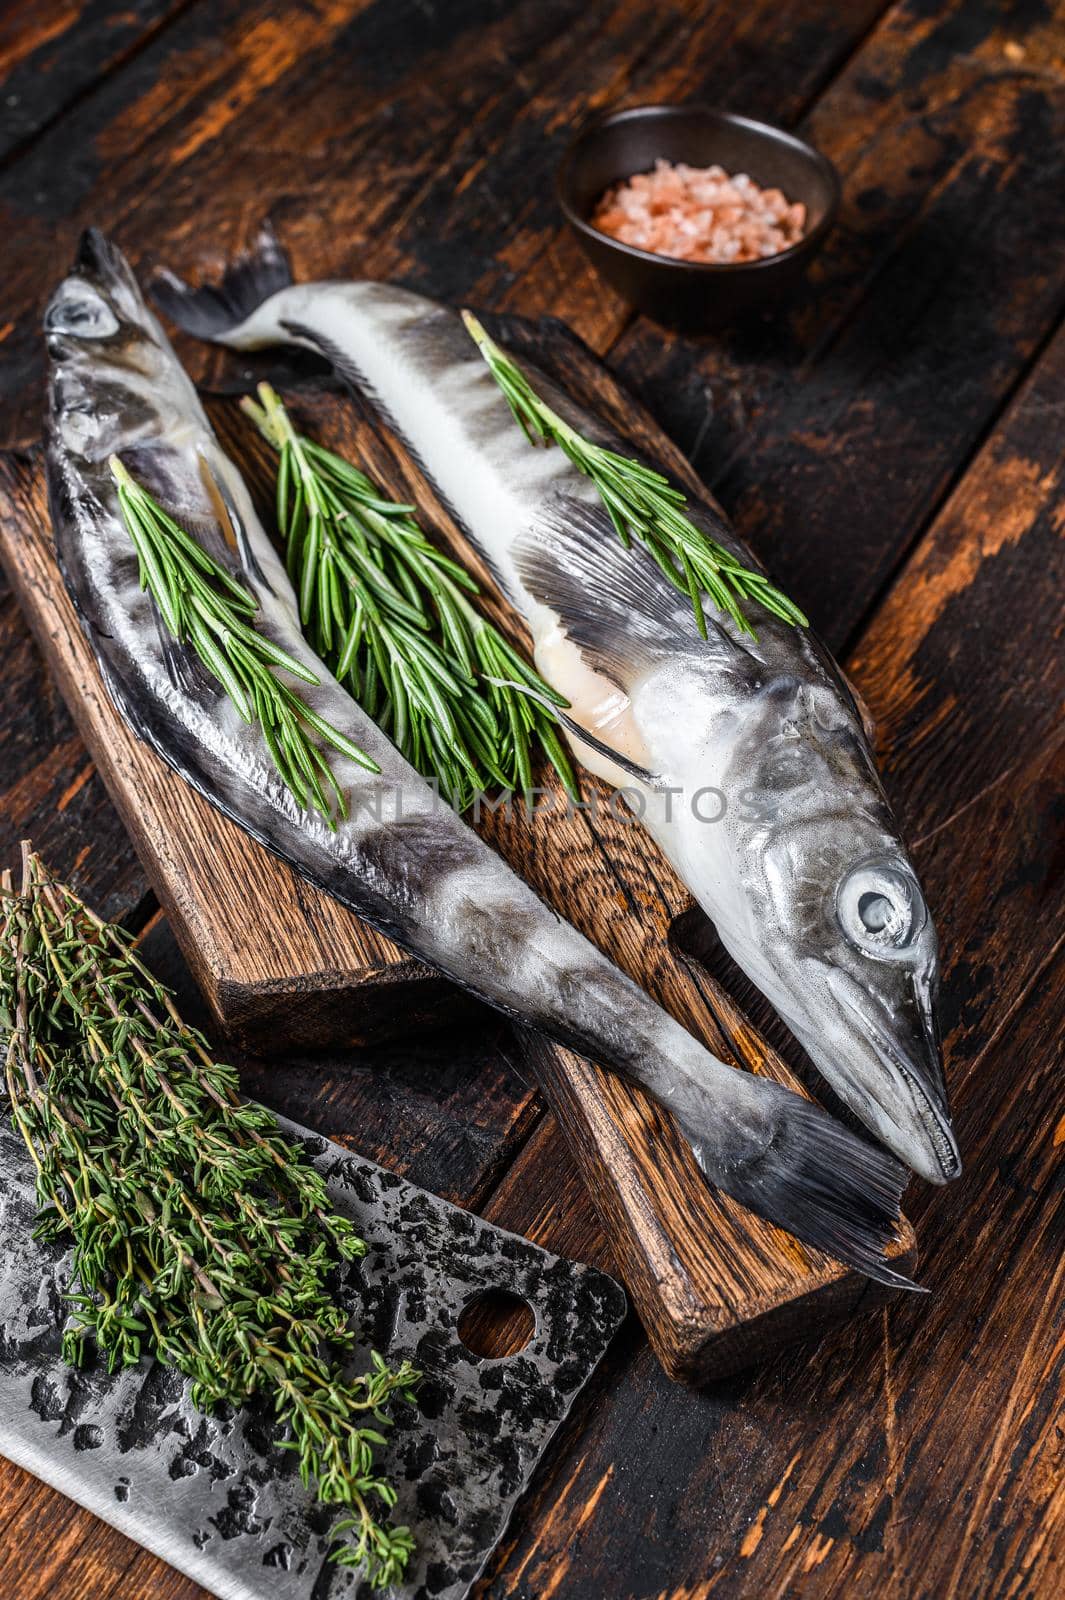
[151,222,293,343]
[76,228,139,293]
[680,1088,919,1291]
[63,229,151,327]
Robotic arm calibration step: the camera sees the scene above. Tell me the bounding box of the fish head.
[45,231,204,468]
[754,808,959,1185]
[666,666,963,1186]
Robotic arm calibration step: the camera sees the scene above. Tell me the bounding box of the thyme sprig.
[241,383,578,811]
[0,848,419,1590]
[110,456,379,826]
[462,312,808,641]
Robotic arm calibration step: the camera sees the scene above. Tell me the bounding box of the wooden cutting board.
[0,314,914,1380]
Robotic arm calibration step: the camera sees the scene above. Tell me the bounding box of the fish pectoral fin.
[516,494,763,688]
[483,675,663,788]
[561,717,663,787]
[514,495,699,687]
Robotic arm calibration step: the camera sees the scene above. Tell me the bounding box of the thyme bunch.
[462,312,808,640]
[241,383,578,810]
[110,456,379,825]
[0,848,419,1589]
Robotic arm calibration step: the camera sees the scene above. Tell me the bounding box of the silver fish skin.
[45,230,914,1287]
[153,230,959,1187]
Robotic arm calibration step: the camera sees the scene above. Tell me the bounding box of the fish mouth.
[830,975,960,1184]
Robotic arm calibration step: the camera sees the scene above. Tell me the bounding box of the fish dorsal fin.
[281,318,369,391]
[514,493,748,690]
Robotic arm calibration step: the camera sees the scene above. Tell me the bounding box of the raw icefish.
[46,232,911,1286]
[154,228,959,1186]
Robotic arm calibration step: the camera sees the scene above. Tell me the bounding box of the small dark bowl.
[557,105,840,330]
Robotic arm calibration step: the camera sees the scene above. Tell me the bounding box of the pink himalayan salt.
[591,158,806,265]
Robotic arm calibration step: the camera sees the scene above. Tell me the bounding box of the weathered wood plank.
[479,735,1064,1597]
[0,448,465,1053]
[0,536,147,922]
[606,0,1065,645]
[682,263,1065,1076]
[0,1473,145,1599]
[485,972,1064,1600]
[0,0,187,162]
[849,332,1065,840]
[474,284,1065,1600]
[1,1,1062,1597]
[0,0,890,449]
[346,0,892,320]
[0,0,601,446]
[3,309,919,1401]
[6,0,1055,676]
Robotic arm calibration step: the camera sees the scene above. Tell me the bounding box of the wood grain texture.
[0,0,189,162]
[0,0,1062,1596]
[0,309,915,1382]
[0,0,892,449]
[608,0,1065,644]
[0,556,147,923]
[0,450,465,1053]
[474,263,1065,1600]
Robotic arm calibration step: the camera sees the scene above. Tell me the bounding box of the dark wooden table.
[1,2,1063,1597]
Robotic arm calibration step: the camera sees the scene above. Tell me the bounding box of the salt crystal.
[591,159,807,264]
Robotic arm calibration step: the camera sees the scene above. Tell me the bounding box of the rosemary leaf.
[110,456,379,825]
[242,384,580,810]
[461,312,808,641]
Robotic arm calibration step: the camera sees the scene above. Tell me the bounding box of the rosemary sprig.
[0,848,419,1590]
[110,456,379,826]
[241,384,578,812]
[462,313,808,641]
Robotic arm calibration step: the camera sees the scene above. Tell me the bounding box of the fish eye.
[837,859,926,958]
[44,279,120,340]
